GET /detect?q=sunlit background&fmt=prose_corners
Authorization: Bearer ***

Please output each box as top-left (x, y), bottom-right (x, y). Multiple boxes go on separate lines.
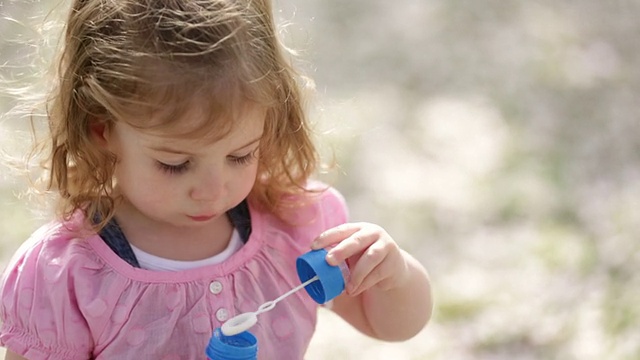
top-left (2, 1), bottom-right (640, 359)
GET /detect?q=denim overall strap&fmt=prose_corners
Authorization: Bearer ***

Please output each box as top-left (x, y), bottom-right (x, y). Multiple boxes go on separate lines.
top-left (98, 200), bottom-right (252, 268)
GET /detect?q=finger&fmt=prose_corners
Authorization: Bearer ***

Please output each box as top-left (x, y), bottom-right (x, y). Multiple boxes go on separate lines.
top-left (311, 223), bottom-right (361, 250)
top-left (351, 265), bottom-right (403, 296)
top-left (352, 248), bottom-right (409, 295)
top-left (326, 228), bottom-right (380, 266)
top-left (350, 268), bottom-right (386, 296)
top-left (345, 240), bottom-right (389, 293)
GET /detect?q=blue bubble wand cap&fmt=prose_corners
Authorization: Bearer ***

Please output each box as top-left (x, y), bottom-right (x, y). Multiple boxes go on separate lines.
top-left (296, 248), bottom-right (347, 304)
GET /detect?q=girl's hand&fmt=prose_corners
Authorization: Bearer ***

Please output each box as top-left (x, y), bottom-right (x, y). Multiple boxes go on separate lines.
top-left (310, 222), bottom-right (410, 297)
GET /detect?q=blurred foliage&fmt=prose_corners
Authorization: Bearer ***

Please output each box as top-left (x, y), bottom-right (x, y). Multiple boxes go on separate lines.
top-left (2, 0), bottom-right (640, 359)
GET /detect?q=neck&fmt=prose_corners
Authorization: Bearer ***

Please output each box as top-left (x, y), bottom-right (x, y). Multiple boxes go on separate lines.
top-left (113, 200), bottom-right (234, 261)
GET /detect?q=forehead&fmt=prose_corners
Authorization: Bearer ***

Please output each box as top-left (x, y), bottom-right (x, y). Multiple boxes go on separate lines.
top-left (115, 66), bottom-right (271, 138)
top-left (121, 94), bottom-right (267, 144)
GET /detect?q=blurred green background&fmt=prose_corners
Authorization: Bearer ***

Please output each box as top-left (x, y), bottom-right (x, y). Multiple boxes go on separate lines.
top-left (2, 1), bottom-right (640, 359)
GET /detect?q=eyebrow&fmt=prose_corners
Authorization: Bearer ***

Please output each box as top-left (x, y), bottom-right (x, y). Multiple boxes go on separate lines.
top-left (147, 135), bottom-right (263, 155)
top-left (147, 146), bottom-right (194, 156)
top-left (232, 136), bottom-right (263, 152)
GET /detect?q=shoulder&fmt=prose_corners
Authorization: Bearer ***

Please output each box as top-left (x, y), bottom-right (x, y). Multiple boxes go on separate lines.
top-left (308, 180), bottom-right (348, 211)
top-left (281, 180), bottom-right (348, 229)
top-left (308, 181), bottom-right (349, 226)
top-left (249, 181), bottom-right (348, 251)
top-left (0, 212), bottom-right (103, 307)
top-left (0, 214), bottom-right (99, 358)
top-left (3, 213), bottom-right (100, 278)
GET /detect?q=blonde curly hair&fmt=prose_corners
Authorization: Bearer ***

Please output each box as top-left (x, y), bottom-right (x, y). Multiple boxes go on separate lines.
top-left (38, 0), bottom-right (319, 230)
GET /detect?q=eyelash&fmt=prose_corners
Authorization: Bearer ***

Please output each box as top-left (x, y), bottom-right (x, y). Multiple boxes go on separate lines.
top-left (156, 161), bottom-right (190, 175)
top-left (229, 152), bottom-right (255, 166)
top-left (156, 152), bottom-right (256, 175)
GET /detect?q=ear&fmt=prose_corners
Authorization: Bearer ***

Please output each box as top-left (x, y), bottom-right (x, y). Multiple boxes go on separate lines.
top-left (88, 119), bottom-right (110, 148)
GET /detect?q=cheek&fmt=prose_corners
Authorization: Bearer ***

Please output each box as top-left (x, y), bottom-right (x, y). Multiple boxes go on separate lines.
top-left (232, 165), bottom-right (259, 196)
top-left (115, 161), bottom-right (176, 203)
top-left (122, 174), bottom-right (179, 214)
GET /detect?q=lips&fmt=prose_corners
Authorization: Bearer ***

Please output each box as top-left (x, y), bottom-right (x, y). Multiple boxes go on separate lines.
top-left (188, 214), bottom-right (216, 222)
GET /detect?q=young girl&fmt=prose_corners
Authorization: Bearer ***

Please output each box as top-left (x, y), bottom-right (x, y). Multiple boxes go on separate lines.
top-left (0, 1), bottom-right (432, 359)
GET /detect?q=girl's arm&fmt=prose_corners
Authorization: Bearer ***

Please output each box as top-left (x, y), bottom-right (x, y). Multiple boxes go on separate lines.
top-left (331, 250), bottom-right (432, 341)
top-left (311, 223), bottom-right (433, 341)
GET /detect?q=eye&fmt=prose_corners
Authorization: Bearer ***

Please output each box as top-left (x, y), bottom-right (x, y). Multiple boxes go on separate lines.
top-left (228, 150), bottom-right (257, 166)
top-left (156, 161), bottom-right (190, 174)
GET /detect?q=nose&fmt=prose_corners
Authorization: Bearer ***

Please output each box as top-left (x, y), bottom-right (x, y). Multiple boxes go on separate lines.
top-left (189, 166), bottom-right (225, 202)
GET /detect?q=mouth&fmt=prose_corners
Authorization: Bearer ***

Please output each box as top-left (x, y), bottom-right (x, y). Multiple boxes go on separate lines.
top-left (187, 214), bottom-right (217, 222)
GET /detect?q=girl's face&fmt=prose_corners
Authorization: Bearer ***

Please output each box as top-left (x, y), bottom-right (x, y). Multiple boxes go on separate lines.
top-left (102, 105), bottom-right (265, 229)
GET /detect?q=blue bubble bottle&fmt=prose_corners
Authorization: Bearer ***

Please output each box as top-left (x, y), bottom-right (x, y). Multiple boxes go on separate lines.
top-left (206, 328), bottom-right (257, 360)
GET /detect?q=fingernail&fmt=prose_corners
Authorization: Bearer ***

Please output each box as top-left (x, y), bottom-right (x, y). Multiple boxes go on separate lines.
top-left (346, 283), bottom-right (355, 295)
top-left (325, 252), bottom-right (334, 263)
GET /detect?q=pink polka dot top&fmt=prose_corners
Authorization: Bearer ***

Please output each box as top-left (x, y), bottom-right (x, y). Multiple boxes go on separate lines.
top-left (0, 186), bottom-right (348, 360)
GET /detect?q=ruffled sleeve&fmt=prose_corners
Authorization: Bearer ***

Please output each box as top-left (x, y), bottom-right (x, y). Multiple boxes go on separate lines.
top-left (0, 222), bottom-right (94, 360)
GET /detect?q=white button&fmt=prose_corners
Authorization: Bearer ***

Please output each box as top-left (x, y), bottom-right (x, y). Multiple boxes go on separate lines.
top-left (216, 308), bottom-right (229, 322)
top-left (209, 281), bottom-right (223, 294)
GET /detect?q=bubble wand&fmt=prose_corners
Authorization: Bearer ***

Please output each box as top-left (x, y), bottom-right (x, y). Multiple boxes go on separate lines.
top-left (221, 275), bottom-right (319, 336)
